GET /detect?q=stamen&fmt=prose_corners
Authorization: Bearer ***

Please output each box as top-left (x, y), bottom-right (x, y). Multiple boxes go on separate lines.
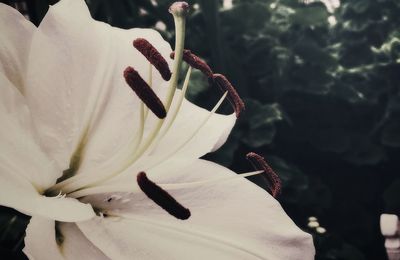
top-left (67, 170), bottom-right (264, 198)
top-left (133, 38), bottom-right (172, 81)
top-left (246, 152), bottom-right (281, 197)
top-left (170, 50), bottom-right (213, 78)
top-left (137, 172), bottom-right (191, 220)
top-left (212, 74), bottom-right (245, 118)
top-left (124, 67), bottom-right (166, 119)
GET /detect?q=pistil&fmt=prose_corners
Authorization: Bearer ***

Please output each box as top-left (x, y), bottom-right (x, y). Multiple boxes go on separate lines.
top-left (128, 1), bottom-right (189, 161)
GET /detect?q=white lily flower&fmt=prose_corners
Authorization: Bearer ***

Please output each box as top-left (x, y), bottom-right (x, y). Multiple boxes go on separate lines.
top-left (0, 0), bottom-right (315, 259)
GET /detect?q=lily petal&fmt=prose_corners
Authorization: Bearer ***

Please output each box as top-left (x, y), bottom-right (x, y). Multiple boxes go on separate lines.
top-left (24, 217), bottom-right (108, 260)
top-left (23, 217), bottom-right (63, 260)
top-left (0, 3), bottom-right (36, 93)
top-left (79, 159), bottom-right (314, 259)
top-left (0, 76), bottom-right (95, 222)
top-left (0, 73), bottom-right (58, 189)
top-left (25, 0), bottom-right (171, 173)
top-left (0, 171), bottom-right (95, 222)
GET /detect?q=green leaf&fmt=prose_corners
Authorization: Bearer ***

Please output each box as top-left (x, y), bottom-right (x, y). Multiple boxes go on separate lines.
top-left (242, 122), bottom-right (276, 147)
top-left (186, 69), bottom-right (209, 98)
top-left (290, 4), bottom-right (329, 26)
top-left (247, 102), bottom-right (285, 129)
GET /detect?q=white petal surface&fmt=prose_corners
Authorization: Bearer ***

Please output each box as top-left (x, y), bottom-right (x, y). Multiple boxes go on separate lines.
top-left (0, 73), bottom-right (58, 189)
top-left (25, 0), bottom-right (171, 173)
top-left (24, 217), bottom-right (109, 260)
top-left (79, 216), bottom-right (272, 260)
top-left (79, 159), bottom-right (314, 260)
top-left (0, 3), bottom-right (35, 93)
top-left (0, 77), bottom-right (95, 221)
top-left (149, 96), bottom-right (236, 159)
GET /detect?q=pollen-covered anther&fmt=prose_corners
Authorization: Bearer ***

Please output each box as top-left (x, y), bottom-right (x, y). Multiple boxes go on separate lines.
top-left (246, 152), bottom-right (282, 198)
top-left (124, 67), bottom-right (166, 119)
top-left (133, 38), bottom-right (172, 81)
top-left (212, 73), bottom-right (245, 118)
top-left (170, 50), bottom-right (213, 78)
top-left (137, 172), bottom-right (191, 220)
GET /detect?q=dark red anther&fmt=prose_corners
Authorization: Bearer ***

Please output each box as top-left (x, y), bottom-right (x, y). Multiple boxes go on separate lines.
top-left (246, 152), bottom-right (281, 198)
top-left (137, 172), bottom-right (191, 220)
top-left (170, 50), bottom-right (213, 78)
top-left (212, 74), bottom-right (245, 118)
top-left (124, 67), bottom-right (166, 119)
top-left (133, 38), bottom-right (172, 81)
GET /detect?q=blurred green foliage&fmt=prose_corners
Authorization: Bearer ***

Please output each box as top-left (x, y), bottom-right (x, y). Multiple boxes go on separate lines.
top-left (1, 0), bottom-right (400, 259)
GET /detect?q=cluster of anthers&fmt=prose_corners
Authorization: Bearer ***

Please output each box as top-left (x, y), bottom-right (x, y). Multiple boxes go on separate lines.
top-left (46, 2), bottom-right (281, 221)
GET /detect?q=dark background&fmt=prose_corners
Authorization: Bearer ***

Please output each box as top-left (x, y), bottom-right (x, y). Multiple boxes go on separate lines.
top-left (1, 0), bottom-right (400, 259)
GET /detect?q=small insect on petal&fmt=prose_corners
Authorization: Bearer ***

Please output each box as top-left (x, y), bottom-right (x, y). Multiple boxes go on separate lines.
top-left (170, 49), bottom-right (213, 78)
top-left (137, 172), bottom-right (191, 220)
top-left (133, 38), bottom-right (172, 81)
top-left (212, 74), bottom-right (245, 118)
top-left (124, 67), bottom-right (166, 119)
top-left (246, 152), bottom-right (282, 198)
